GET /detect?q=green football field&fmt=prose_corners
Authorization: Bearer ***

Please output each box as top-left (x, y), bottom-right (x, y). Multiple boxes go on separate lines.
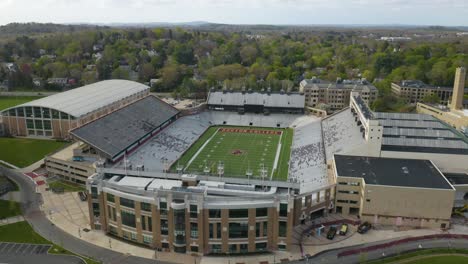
top-left (175, 126), bottom-right (293, 181)
top-left (0, 96), bottom-right (40, 111)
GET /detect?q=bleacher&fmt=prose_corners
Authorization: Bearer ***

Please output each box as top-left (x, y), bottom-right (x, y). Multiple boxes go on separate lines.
top-left (288, 118), bottom-right (329, 192)
top-left (322, 108), bottom-right (365, 161)
top-left (118, 114), bottom-right (211, 172)
top-left (71, 95), bottom-right (179, 160)
top-left (202, 111), bottom-right (303, 128)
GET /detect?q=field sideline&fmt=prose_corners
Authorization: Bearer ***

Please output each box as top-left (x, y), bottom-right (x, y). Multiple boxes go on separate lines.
top-left (173, 126), bottom-right (293, 181)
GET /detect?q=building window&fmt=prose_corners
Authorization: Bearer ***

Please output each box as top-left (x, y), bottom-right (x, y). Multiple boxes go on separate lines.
top-left (121, 210), bottom-right (136, 228)
top-left (210, 244), bottom-right (221, 253)
top-left (256, 242), bottom-right (267, 252)
top-left (279, 221), bottom-right (287, 237)
top-left (216, 223), bottom-right (221, 238)
top-left (143, 235), bottom-right (152, 245)
top-left (161, 219), bottom-right (168, 235)
top-left (229, 209), bottom-right (248, 218)
top-left (120, 197), bottom-right (134, 208)
top-left (279, 204), bottom-right (288, 217)
top-left (229, 244), bottom-right (237, 253)
top-left (209, 223), bottom-right (214, 239)
top-left (141, 202), bottom-right (151, 212)
top-left (190, 205), bottom-right (198, 218)
top-left (190, 246), bottom-right (198, 253)
top-left (256, 208), bottom-right (268, 217)
top-left (229, 222), bottom-right (248, 238)
top-left (106, 193), bottom-right (115, 203)
top-left (190, 222), bottom-right (198, 239)
top-left (109, 225), bottom-right (118, 235)
top-left (240, 244), bottom-right (248, 253)
top-left (159, 201), bottom-right (167, 215)
top-left (263, 222), bottom-right (268, 237)
top-left (209, 209), bottom-right (221, 218)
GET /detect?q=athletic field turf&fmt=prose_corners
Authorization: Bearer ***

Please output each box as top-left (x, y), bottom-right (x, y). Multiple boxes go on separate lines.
top-left (174, 126), bottom-right (293, 181)
top-left (0, 96), bottom-right (40, 111)
top-left (0, 138), bottom-right (67, 168)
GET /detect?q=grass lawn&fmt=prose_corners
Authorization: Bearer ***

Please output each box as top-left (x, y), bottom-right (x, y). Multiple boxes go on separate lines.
top-left (0, 96), bottom-right (40, 111)
top-left (0, 199), bottom-right (21, 219)
top-left (0, 137), bottom-right (67, 167)
top-left (48, 179), bottom-right (86, 192)
top-left (0, 221), bottom-right (100, 264)
top-left (176, 126), bottom-right (291, 181)
top-left (405, 255), bottom-right (468, 264)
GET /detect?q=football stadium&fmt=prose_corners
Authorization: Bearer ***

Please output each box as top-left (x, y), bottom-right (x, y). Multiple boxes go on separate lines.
top-left (17, 77), bottom-right (466, 256)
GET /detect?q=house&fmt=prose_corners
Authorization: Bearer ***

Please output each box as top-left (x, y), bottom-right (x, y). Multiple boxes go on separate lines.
top-left (93, 44), bottom-right (103, 52)
top-left (47, 78), bottom-right (68, 87)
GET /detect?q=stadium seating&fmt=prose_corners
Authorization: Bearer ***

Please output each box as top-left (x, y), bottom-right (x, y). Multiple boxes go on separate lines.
top-left (322, 108), bottom-right (365, 161)
top-left (117, 115), bottom-right (211, 171)
top-left (289, 118), bottom-right (329, 191)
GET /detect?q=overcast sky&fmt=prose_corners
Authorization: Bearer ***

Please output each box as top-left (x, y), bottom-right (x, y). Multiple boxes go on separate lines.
top-left (0, 0), bottom-right (467, 26)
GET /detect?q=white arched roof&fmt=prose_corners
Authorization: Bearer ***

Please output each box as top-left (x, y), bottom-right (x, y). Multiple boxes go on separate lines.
top-left (8, 80), bottom-right (149, 118)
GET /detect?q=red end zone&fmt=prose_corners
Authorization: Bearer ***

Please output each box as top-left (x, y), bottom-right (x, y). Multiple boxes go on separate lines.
top-left (218, 127), bottom-right (282, 135)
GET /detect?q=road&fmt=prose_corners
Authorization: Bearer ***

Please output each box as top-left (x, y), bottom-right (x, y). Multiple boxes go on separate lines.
top-left (292, 237), bottom-right (468, 264)
top-left (0, 167), bottom-right (168, 264)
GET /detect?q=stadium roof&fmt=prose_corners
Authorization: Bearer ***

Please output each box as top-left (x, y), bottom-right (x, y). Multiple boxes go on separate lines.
top-left (70, 95), bottom-right (179, 159)
top-left (6, 80), bottom-right (149, 118)
top-left (334, 155), bottom-right (453, 190)
top-left (207, 91), bottom-right (305, 109)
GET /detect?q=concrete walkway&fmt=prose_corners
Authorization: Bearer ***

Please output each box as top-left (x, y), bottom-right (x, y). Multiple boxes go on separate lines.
top-left (0, 215), bottom-right (24, 226)
top-left (0, 160), bottom-right (19, 169)
top-left (17, 159), bottom-right (45, 173)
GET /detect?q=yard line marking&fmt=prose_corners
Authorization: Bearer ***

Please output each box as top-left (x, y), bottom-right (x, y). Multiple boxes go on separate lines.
top-left (185, 128), bottom-right (219, 170)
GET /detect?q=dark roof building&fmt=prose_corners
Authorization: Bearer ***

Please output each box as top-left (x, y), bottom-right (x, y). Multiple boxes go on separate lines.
top-left (70, 95), bottom-right (179, 161)
top-left (334, 154), bottom-right (453, 189)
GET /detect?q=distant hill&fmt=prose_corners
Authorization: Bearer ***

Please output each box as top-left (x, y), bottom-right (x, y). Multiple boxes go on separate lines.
top-left (0, 22), bottom-right (107, 36)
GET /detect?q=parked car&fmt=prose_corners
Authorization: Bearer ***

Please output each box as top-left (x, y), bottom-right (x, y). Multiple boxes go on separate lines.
top-left (339, 223), bottom-right (349, 235)
top-left (327, 226), bottom-right (337, 240)
top-left (358, 222), bottom-right (372, 234)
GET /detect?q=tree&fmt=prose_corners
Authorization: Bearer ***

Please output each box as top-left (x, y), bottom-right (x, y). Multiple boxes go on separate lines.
top-left (240, 45), bottom-right (258, 66)
top-left (111, 67), bottom-right (130, 80)
top-left (173, 43), bottom-right (195, 65)
top-left (422, 93), bottom-right (441, 104)
top-left (139, 63), bottom-right (156, 81)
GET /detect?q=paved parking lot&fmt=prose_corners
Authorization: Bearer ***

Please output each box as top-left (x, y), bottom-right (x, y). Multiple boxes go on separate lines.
top-left (0, 242), bottom-right (85, 264)
top-left (0, 242), bottom-right (51, 255)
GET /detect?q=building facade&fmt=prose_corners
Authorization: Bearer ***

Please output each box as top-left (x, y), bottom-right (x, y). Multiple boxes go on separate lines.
top-left (391, 79), bottom-right (467, 105)
top-left (0, 80), bottom-right (150, 139)
top-left (333, 155), bottom-right (455, 229)
top-left (299, 78), bottom-right (378, 112)
top-left (87, 171), bottom-right (334, 255)
top-left (417, 67), bottom-right (468, 131)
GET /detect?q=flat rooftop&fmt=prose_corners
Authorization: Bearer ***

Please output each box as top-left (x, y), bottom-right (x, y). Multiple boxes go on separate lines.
top-left (334, 155), bottom-right (453, 190)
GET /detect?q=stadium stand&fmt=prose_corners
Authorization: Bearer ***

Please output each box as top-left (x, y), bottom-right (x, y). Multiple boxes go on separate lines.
top-left (207, 90), bottom-right (305, 113)
top-left (204, 111), bottom-right (302, 128)
top-left (118, 114), bottom-right (211, 172)
top-left (70, 96), bottom-right (179, 161)
top-left (289, 118), bottom-right (329, 192)
top-left (322, 108), bottom-right (365, 161)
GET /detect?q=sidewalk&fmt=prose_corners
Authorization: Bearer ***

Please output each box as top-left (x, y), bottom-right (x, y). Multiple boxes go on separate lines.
top-left (0, 215), bottom-right (24, 226)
